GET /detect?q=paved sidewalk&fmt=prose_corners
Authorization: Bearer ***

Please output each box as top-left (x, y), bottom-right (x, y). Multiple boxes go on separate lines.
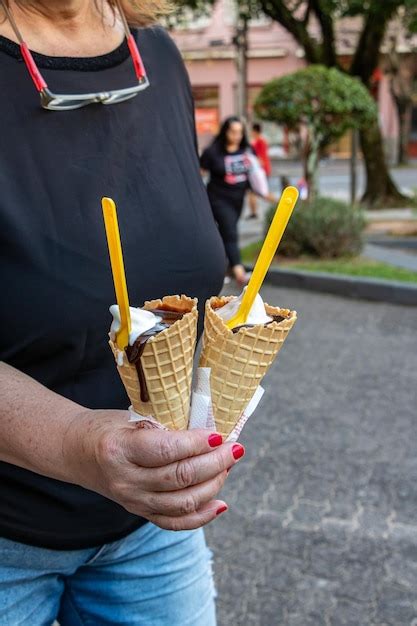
top-left (366, 209), bottom-right (417, 222)
top-left (239, 202), bottom-right (268, 246)
top-left (206, 284), bottom-right (417, 626)
top-left (268, 159), bottom-right (417, 202)
top-left (364, 244), bottom-right (417, 272)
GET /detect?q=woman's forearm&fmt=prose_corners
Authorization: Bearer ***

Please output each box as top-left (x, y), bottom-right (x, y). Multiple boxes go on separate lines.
top-left (0, 361), bottom-right (93, 481)
top-left (0, 364), bottom-right (235, 530)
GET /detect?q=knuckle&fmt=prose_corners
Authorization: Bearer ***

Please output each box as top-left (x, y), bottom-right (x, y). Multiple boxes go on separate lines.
top-left (156, 437), bottom-right (176, 464)
top-left (179, 494), bottom-right (198, 516)
top-left (175, 460), bottom-right (196, 488)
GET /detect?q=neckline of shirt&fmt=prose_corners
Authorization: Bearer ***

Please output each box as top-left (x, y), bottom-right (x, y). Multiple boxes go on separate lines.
top-left (0, 32), bottom-right (133, 71)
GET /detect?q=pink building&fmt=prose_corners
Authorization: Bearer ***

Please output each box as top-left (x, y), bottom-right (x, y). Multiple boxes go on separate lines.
top-left (171, 0), bottom-right (417, 160)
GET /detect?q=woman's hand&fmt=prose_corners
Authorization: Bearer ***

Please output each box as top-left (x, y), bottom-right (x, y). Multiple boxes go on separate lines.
top-left (263, 192), bottom-right (280, 204)
top-left (0, 363), bottom-right (243, 531)
top-left (63, 409), bottom-right (244, 531)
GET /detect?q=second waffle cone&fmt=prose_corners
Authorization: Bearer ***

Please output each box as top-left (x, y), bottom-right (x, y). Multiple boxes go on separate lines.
top-left (199, 296), bottom-right (297, 439)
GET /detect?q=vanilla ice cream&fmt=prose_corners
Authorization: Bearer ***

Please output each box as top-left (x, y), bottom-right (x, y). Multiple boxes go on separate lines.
top-left (110, 305), bottom-right (162, 346)
top-left (214, 289), bottom-right (272, 326)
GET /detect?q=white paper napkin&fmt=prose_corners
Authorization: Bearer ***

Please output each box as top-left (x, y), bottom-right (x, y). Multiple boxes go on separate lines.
top-left (128, 366), bottom-right (264, 441)
top-left (189, 367), bottom-right (264, 441)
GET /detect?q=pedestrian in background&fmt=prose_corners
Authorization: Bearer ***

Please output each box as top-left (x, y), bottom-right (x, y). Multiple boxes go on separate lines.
top-left (247, 122), bottom-right (272, 219)
top-left (200, 116), bottom-right (253, 286)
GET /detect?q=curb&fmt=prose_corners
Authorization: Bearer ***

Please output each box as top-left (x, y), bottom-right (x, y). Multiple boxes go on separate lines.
top-left (366, 237), bottom-right (417, 250)
top-left (247, 266), bottom-right (417, 306)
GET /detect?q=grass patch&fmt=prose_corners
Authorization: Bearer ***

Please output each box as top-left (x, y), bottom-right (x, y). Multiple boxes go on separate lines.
top-left (241, 240), bottom-right (263, 263)
top-left (284, 258), bottom-right (417, 283)
top-left (241, 241), bottom-right (417, 284)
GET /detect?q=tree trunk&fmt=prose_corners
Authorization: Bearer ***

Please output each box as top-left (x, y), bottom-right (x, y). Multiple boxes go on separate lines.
top-left (385, 41), bottom-right (412, 166)
top-left (345, 13), bottom-right (408, 206)
top-left (395, 99), bottom-right (411, 166)
top-left (234, 16), bottom-right (248, 120)
top-left (303, 127), bottom-right (320, 202)
top-left (359, 120), bottom-right (406, 208)
top-left (350, 129), bottom-right (359, 205)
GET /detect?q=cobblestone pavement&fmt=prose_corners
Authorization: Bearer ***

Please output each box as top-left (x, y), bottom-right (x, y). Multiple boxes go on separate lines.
top-left (205, 285), bottom-right (417, 626)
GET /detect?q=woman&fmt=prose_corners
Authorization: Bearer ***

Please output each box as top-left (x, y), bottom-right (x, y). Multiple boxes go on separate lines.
top-left (201, 117), bottom-right (275, 286)
top-left (0, 1), bottom-right (245, 624)
top-left (200, 117), bottom-right (253, 286)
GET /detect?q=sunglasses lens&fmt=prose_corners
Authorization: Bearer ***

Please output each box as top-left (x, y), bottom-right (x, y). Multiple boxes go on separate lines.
top-left (105, 92), bottom-right (138, 103)
top-left (42, 95), bottom-right (94, 110)
top-left (53, 100), bottom-right (93, 110)
top-left (42, 82), bottom-right (147, 110)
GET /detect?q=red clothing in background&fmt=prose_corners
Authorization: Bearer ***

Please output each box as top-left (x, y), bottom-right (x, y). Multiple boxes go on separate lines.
top-left (251, 136), bottom-right (272, 176)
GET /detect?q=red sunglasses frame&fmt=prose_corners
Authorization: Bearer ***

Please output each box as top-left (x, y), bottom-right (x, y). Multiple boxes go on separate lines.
top-left (2, 0), bottom-right (149, 110)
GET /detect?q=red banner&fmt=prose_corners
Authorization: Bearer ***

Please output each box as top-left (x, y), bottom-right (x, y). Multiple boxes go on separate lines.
top-left (195, 108), bottom-right (219, 135)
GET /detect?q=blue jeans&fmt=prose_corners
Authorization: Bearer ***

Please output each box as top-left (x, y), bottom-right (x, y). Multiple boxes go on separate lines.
top-left (0, 523), bottom-right (216, 626)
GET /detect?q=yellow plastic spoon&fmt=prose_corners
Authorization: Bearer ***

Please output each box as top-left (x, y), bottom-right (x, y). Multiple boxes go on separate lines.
top-left (102, 197), bottom-right (132, 350)
top-left (226, 186), bottom-right (299, 330)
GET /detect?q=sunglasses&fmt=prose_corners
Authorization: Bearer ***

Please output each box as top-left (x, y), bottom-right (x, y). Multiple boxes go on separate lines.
top-left (1, 0), bottom-right (149, 110)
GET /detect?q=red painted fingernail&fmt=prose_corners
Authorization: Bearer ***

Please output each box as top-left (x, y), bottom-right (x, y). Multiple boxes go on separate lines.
top-left (232, 444), bottom-right (245, 460)
top-left (208, 433), bottom-right (223, 447)
top-left (216, 505), bottom-right (228, 516)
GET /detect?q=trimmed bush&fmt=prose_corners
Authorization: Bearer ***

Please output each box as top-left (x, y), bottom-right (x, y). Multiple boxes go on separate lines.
top-left (266, 197), bottom-right (365, 258)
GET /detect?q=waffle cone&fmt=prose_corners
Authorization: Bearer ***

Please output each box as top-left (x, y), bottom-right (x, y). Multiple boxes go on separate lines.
top-left (199, 296), bottom-right (297, 439)
top-left (110, 295), bottom-right (198, 430)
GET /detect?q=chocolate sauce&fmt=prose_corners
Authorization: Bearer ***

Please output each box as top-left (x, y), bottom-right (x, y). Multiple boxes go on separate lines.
top-left (231, 314), bottom-right (286, 334)
top-left (148, 308), bottom-right (186, 320)
top-left (125, 309), bottom-right (184, 403)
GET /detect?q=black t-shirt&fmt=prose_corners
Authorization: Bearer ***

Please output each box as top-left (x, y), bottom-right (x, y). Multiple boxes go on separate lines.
top-left (0, 27), bottom-right (226, 550)
top-left (200, 142), bottom-right (251, 205)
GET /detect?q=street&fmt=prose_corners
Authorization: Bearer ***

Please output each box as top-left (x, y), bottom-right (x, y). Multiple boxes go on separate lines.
top-left (206, 283), bottom-right (417, 626)
top-left (268, 160), bottom-right (417, 201)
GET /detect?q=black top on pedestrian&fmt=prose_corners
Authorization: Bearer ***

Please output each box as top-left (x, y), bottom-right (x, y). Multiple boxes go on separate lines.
top-left (200, 116), bottom-right (252, 204)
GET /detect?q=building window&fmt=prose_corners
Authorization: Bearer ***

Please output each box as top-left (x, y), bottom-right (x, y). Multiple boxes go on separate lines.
top-left (167, 8), bottom-right (211, 30)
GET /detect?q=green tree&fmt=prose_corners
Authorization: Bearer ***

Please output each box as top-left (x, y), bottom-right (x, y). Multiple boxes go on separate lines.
top-left (175, 0), bottom-right (417, 206)
top-left (255, 65), bottom-right (377, 199)
top-left (254, 0), bottom-right (417, 206)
